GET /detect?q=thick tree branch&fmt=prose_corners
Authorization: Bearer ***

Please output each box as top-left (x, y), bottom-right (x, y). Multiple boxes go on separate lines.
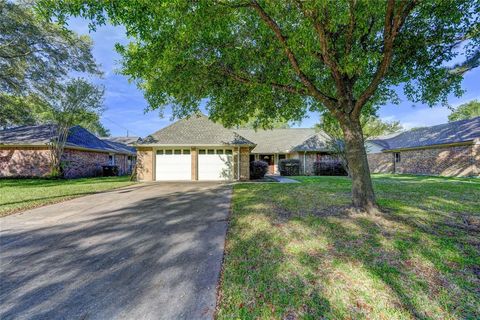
top-left (219, 65), bottom-right (309, 96)
top-left (353, 0), bottom-right (417, 117)
top-left (249, 0), bottom-right (336, 109)
top-left (294, 0), bottom-right (348, 107)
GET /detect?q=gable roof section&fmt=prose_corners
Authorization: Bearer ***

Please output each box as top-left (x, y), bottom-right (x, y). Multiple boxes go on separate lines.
top-left (235, 128), bottom-right (329, 153)
top-left (139, 114), bottom-right (255, 146)
top-left (104, 136), bottom-right (140, 146)
top-left (369, 117), bottom-right (480, 151)
top-left (0, 124), bottom-right (134, 154)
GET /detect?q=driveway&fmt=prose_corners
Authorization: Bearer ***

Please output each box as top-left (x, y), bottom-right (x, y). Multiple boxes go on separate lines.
top-left (0, 182), bottom-right (232, 320)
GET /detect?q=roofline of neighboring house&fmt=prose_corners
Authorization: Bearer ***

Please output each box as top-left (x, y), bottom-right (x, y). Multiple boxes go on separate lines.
top-left (380, 140), bottom-right (477, 152)
top-left (0, 144), bottom-right (135, 155)
top-left (135, 143), bottom-right (256, 148)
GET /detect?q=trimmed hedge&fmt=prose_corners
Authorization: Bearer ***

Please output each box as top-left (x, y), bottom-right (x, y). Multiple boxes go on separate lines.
top-left (313, 160), bottom-right (347, 176)
top-left (279, 159), bottom-right (300, 176)
top-left (250, 160), bottom-right (269, 179)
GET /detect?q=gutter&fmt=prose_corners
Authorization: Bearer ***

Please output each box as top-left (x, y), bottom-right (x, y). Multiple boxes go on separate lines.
top-left (382, 140), bottom-right (474, 152)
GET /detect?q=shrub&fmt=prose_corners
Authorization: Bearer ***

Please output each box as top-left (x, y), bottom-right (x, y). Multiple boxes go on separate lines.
top-left (279, 159), bottom-right (300, 176)
top-left (250, 160), bottom-right (269, 179)
top-left (313, 160), bottom-right (347, 176)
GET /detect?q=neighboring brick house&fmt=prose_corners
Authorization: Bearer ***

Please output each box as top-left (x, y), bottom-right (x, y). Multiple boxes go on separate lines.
top-left (366, 117), bottom-right (480, 177)
top-left (135, 114), bottom-right (331, 181)
top-left (0, 125), bottom-right (136, 178)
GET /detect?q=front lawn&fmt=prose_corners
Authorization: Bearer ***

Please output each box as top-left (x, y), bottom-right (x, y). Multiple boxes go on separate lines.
top-left (217, 174), bottom-right (480, 319)
top-left (0, 176), bottom-right (135, 217)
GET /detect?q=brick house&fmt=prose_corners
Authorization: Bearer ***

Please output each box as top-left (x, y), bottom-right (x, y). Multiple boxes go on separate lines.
top-left (0, 125), bottom-right (136, 178)
top-left (135, 114), bottom-right (331, 181)
top-left (366, 117), bottom-right (480, 177)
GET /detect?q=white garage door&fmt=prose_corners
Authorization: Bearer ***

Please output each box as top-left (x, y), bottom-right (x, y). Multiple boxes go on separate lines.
top-left (198, 149), bottom-right (234, 181)
top-left (155, 149), bottom-right (191, 181)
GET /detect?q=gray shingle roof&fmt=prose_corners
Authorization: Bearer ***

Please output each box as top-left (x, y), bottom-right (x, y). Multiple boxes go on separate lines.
top-left (139, 114), bottom-right (255, 146)
top-left (104, 136), bottom-right (140, 146)
top-left (235, 128), bottom-right (329, 153)
top-left (0, 124), bottom-right (135, 155)
top-left (369, 117), bottom-right (480, 151)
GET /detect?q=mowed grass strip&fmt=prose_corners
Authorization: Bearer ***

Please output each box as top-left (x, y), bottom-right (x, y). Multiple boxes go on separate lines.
top-left (0, 176), bottom-right (135, 217)
top-left (217, 174), bottom-right (480, 319)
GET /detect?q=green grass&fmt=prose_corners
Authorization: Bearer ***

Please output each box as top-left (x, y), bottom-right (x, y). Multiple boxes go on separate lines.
top-left (0, 176), bottom-right (135, 217)
top-left (217, 174), bottom-right (480, 319)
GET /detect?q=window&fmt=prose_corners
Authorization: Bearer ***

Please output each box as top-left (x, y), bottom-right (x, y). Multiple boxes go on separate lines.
top-left (279, 154), bottom-right (286, 160)
top-left (156, 150), bottom-right (163, 155)
top-left (316, 153), bottom-right (322, 161)
top-left (207, 149), bottom-right (215, 155)
top-left (109, 154), bottom-right (115, 165)
top-left (165, 150), bottom-right (173, 155)
top-left (199, 149), bottom-right (206, 155)
top-left (395, 152), bottom-right (401, 163)
top-left (225, 149), bottom-right (233, 155)
top-left (174, 149), bottom-right (181, 155)
top-left (216, 149), bottom-right (224, 154)
top-left (183, 149), bottom-right (190, 155)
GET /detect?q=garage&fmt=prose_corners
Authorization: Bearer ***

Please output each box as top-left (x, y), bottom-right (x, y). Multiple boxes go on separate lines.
top-left (198, 148), bottom-right (234, 181)
top-left (155, 149), bottom-right (191, 181)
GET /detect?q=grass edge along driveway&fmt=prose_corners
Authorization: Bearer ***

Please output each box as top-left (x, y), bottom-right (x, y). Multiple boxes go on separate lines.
top-left (0, 176), bottom-right (134, 217)
top-left (216, 174), bottom-right (480, 319)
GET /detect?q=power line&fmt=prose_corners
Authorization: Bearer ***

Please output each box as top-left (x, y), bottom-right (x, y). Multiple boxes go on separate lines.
top-left (102, 116), bottom-right (140, 137)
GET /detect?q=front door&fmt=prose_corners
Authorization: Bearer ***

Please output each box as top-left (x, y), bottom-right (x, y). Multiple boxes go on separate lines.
top-left (260, 154), bottom-right (274, 174)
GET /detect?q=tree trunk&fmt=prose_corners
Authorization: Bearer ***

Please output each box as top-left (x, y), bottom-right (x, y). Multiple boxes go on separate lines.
top-left (340, 116), bottom-right (379, 213)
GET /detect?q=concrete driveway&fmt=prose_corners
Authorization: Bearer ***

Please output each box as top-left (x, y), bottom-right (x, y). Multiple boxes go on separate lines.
top-left (0, 182), bottom-right (232, 320)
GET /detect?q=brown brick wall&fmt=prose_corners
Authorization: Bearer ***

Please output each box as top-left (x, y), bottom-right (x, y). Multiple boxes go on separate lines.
top-left (136, 147), bottom-right (154, 181)
top-left (0, 147), bottom-right (51, 177)
top-left (62, 149), bottom-right (109, 178)
top-left (367, 142), bottom-right (479, 177)
top-left (367, 152), bottom-right (394, 174)
top-left (239, 147), bottom-right (250, 180)
top-left (1, 147), bottom-right (133, 178)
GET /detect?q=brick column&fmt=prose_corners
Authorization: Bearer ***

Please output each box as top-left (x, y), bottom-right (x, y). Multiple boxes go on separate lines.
top-left (191, 147), bottom-right (198, 180)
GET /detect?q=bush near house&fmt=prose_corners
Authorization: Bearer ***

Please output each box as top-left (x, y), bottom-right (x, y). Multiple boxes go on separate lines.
top-left (279, 159), bottom-right (300, 176)
top-left (313, 160), bottom-right (348, 176)
top-left (250, 160), bottom-right (268, 180)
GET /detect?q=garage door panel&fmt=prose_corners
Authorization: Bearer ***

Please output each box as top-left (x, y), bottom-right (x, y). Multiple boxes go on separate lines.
top-left (198, 153), bottom-right (233, 181)
top-left (156, 154), bottom-right (191, 181)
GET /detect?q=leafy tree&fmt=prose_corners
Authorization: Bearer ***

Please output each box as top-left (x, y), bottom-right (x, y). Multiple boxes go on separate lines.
top-left (0, 0), bottom-right (100, 97)
top-left (317, 112), bottom-right (402, 175)
top-left (448, 100), bottom-right (480, 122)
top-left (39, 0), bottom-right (479, 212)
top-left (46, 78), bottom-right (105, 177)
top-left (237, 118), bottom-right (290, 129)
top-left (0, 1), bottom-right (109, 136)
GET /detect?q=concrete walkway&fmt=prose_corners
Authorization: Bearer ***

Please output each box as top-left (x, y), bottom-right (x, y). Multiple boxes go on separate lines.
top-left (266, 175), bottom-right (300, 183)
top-left (0, 182), bottom-right (231, 320)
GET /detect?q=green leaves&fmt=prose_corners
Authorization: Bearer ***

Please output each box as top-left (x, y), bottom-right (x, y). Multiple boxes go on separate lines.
top-left (448, 100), bottom-right (480, 122)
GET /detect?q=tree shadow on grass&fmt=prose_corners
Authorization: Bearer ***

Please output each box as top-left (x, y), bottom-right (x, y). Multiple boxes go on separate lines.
top-left (219, 184), bottom-right (479, 319)
top-left (0, 183), bottom-right (231, 319)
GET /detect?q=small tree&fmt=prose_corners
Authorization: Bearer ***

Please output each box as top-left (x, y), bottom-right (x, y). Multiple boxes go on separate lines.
top-left (46, 78), bottom-right (104, 177)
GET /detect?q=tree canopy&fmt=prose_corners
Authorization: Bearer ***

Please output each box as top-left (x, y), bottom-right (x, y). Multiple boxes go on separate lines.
top-left (448, 100), bottom-right (480, 122)
top-left (0, 0), bottom-right (108, 136)
top-left (38, 0), bottom-right (479, 212)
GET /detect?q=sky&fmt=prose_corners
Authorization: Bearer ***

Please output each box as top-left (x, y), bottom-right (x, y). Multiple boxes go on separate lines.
top-left (67, 18), bottom-right (480, 138)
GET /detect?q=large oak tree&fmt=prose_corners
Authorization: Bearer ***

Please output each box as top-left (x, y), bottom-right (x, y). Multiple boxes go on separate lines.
top-left (39, 0), bottom-right (479, 212)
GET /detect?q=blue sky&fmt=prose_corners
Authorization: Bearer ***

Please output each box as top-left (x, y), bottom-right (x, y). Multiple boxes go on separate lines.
top-left (67, 18), bottom-right (480, 137)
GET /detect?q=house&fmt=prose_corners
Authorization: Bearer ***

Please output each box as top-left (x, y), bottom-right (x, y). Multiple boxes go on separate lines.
top-left (0, 124), bottom-right (136, 178)
top-left (135, 114), bottom-right (331, 181)
top-left (366, 117), bottom-right (480, 177)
